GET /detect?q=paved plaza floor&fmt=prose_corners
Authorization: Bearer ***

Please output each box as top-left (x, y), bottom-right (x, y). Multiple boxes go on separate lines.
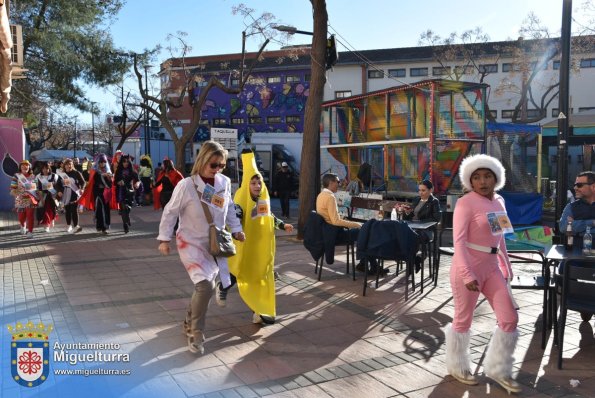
top-left (1, 205), bottom-right (594, 398)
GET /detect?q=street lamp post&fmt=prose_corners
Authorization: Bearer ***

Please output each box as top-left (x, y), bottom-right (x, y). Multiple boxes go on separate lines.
top-left (273, 25), bottom-right (321, 197)
top-left (555, 0), bottom-right (572, 235)
top-left (144, 65), bottom-right (151, 156)
top-left (73, 118), bottom-right (78, 158)
top-left (91, 102), bottom-right (96, 156)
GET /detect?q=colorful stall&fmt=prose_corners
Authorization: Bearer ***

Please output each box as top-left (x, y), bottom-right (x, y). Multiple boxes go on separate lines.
top-left (320, 79), bottom-right (488, 196)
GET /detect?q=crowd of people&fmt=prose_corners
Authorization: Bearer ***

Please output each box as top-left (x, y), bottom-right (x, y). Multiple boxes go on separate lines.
top-left (9, 152), bottom-right (184, 237)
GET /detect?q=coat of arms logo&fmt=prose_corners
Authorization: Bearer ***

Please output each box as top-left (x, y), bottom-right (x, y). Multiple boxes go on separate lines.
top-left (8, 321), bottom-right (53, 387)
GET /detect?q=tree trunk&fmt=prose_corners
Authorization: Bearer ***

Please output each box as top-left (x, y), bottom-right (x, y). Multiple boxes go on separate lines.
top-left (297, 0), bottom-right (328, 239)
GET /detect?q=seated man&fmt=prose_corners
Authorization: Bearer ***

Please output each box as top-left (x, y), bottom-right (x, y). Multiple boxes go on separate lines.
top-left (558, 170), bottom-right (595, 322)
top-left (316, 173), bottom-right (385, 275)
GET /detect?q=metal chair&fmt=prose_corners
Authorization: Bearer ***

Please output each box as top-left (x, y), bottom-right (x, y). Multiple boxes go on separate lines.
top-left (304, 211), bottom-right (356, 281)
top-left (558, 258), bottom-right (595, 369)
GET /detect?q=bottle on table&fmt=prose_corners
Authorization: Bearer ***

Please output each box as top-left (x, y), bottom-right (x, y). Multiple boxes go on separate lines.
top-left (583, 226), bottom-right (592, 255)
top-left (391, 207), bottom-right (397, 221)
top-left (377, 204), bottom-right (384, 221)
top-left (564, 221), bottom-right (574, 251)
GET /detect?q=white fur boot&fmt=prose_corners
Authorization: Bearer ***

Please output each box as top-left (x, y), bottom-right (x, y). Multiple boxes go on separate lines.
top-left (484, 327), bottom-right (521, 394)
top-left (444, 323), bottom-right (478, 385)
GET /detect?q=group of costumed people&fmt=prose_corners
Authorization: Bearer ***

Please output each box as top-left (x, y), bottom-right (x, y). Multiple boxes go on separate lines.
top-left (157, 142), bottom-right (292, 355)
top-left (79, 151), bottom-right (143, 234)
top-left (10, 158), bottom-right (86, 236)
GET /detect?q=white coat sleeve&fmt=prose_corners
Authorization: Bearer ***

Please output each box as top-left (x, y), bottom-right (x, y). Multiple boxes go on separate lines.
top-left (157, 179), bottom-right (186, 241)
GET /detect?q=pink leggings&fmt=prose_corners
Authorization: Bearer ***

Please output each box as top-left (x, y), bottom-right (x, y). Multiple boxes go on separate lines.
top-left (18, 208), bottom-right (35, 233)
top-left (451, 267), bottom-right (518, 333)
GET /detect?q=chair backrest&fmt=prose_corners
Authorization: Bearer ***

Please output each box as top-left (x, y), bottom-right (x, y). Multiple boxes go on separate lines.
top-left (303, 211), bottom-right (325, 260)
top-left (562, 259), bottom-right (595, 309)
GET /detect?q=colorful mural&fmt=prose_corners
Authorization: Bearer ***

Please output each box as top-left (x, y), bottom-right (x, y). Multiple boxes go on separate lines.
top-left (190, 71), bottom-right (310, 142)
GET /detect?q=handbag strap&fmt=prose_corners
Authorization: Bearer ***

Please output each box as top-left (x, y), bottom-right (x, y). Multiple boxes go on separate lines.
top-left (190, 177), bottom-right (215, 226)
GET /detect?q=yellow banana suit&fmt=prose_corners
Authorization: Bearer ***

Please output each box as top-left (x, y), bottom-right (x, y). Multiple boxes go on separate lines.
top-left (228, 152), bottom-right (276, 317)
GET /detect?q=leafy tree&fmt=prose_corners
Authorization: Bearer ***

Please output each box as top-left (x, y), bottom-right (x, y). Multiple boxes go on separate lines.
top-left (7, 0), bottom-right (130, 120)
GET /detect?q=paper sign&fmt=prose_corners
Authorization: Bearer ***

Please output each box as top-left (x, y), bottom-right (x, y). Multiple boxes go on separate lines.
top-left (487, 211), bottom-right (514, 235)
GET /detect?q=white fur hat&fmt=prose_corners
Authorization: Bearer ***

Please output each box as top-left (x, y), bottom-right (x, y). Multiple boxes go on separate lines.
top-left (458, 154), bottom-right (506, 192)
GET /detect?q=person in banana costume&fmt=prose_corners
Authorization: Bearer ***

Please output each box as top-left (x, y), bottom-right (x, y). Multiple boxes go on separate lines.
top-left (223, 151), bottom-right (293, 324)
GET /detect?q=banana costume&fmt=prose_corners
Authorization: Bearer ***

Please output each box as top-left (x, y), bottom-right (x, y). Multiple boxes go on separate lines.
top-left (228, 152), bottom-right (276, 318)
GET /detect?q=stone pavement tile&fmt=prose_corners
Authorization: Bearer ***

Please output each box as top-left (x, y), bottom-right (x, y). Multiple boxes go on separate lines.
top-left (171, 365), bottom-right (245, 396)
top-left (67, 293), bottom-right (112, 306)
top-left (317, 372), bottom-right (399, 397)
top-left (261, 384), bottom-right (333, 397)
top-left (298, 325), bottom-right (361, 346)
top-left (136, 322), bottom-right (187, 341)
top-left (106, 375), bottom-right (187, 398)
top-left (212, 340), bottom-right (271, 365)
top-left (336, 339), bottom-right (392, 363)
top-left (229, 356), bottom-right (297, 384)
top-left (370, 361), bottom-right (445, 394)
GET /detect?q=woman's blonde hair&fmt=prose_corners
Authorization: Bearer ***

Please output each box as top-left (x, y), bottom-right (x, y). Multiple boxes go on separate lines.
top-left (191, 140), bottom-right (228, 176)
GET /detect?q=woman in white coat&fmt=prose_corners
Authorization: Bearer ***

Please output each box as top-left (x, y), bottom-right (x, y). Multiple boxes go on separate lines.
top-left (157, 141), bottom-right (245, 355)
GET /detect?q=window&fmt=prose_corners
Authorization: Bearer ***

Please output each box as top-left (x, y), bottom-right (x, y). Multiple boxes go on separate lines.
top-left (248, 117), bottom-right (263, 124)
top-left (335, 90), bottom-right (352, 99)
top-left (553, 60), bottom-right (560, 70)
top-left (502, 63), bottom-right (520, 72)
top-left (213, 118), bottom-right (227, 126)
top-left (552, 108), bottom-right (574, 117)
top-left (580, 58), bottom-right (595, 68)
top-left (231, 118), bottom-right (245, 124)
top-left (501, 110), bottom-right (515, 119)
top-left (286, 116), bottom-right (301, 123)
top-left (489, 110), bottom-right (497, 119)
top-left (266, 76), bottom-right (281, 84)
top-left (526, 109), bottom-right (541, 118)
top-left (388, 68), bottom-right (406, 78)
top-left (579, 107), bottom-right (595, 112)
top-left (432, 66), bottom-right (451, 76)
top-left (410, 67), bottom-right (428, 77)
top-left (454, 65), bottom-right (474, 75)
top-left (368, 70), bottom-right (384, 78)
top-left (267, 116), bottom-right (282, 124)
top-left (479, 64), bottom-right (498, 73)
top-left (304, 74), bottom-right (311, 82)
top-left (285, 75), bottom-right (300, 83)
top-left (231, 78), bottom-right (240, 86)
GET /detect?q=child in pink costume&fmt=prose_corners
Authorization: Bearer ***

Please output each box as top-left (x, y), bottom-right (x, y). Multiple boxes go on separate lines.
top-left (444, 154), bottom-right (521, 394)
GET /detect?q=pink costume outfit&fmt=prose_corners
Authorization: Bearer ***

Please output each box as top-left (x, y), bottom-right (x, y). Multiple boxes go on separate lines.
top-left (451, 191), bottom-right (517, 333)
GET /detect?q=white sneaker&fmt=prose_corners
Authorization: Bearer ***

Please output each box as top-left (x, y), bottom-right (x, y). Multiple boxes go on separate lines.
top-left (20, 226), bottom-right (26, 235)
top-left (252, 312), bottom-right (262, 324)
top-left (74, 225), bottom-right (82, 233)
top-left (45, 226), bottom-right (51, 233)
top-left (25, 232), bottom-right (33, 238)
top-left (67, 226), bottom-right (74, 234)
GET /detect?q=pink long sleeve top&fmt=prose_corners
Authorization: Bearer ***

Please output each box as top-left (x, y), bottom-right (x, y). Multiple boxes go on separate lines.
top-left (452, 191), bottom-right (513, 285)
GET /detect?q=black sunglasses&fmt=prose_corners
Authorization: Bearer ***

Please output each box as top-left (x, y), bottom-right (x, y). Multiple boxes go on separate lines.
top-left (574, 182), bottom-right (593, 188)
top-left (209, 162), bottom-right (226, 170)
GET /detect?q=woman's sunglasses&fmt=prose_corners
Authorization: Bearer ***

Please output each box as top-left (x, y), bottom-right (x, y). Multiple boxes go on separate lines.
top-left (209, 163), bottom-right (226, 170)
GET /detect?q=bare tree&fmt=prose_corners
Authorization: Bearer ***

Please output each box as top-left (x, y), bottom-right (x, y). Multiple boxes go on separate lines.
top-left (296, 0), bottom-right (328, 238)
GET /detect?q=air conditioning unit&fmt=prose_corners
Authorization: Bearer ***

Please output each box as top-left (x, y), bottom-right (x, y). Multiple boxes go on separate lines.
top-left (10, 24), bottom-right (23, 66)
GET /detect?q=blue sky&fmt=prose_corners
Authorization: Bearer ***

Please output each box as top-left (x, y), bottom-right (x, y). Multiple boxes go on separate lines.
top-left (80, 0), bottom-right (591, 124)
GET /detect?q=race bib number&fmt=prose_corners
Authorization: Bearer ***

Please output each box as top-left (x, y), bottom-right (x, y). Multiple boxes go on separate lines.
top-left (251, 199), bottom-right (270, 219)
top-left (201, 184), bottom-right (225, 210)
top-left (486, 211), bottom-right (514, 235)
